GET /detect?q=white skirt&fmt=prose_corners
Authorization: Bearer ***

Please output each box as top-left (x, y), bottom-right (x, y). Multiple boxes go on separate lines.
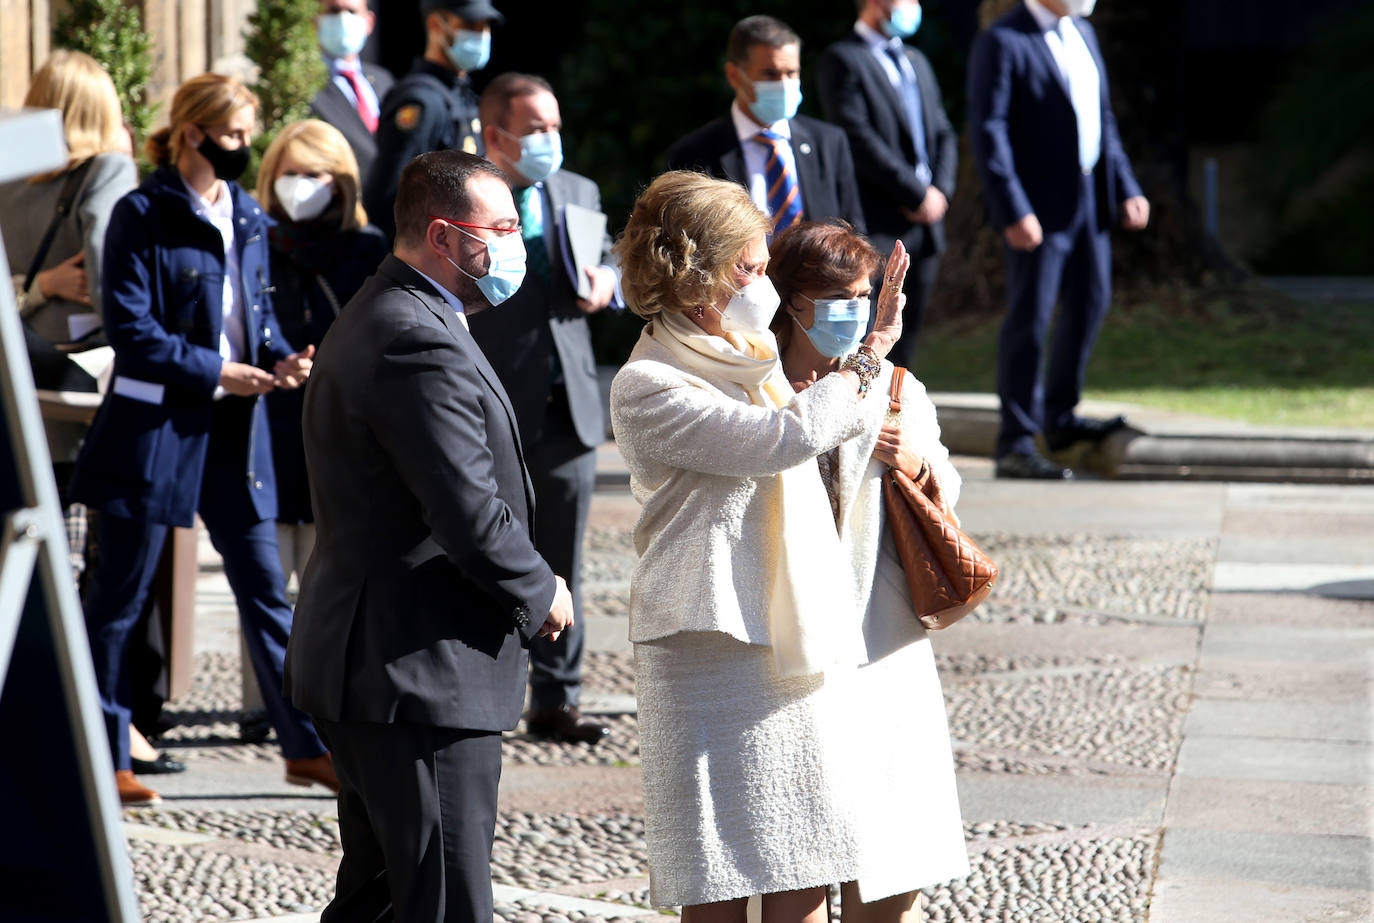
top-left (635, 629), bottom-right (969, 908)
top-left (634, 631), bottom-right (863, 908)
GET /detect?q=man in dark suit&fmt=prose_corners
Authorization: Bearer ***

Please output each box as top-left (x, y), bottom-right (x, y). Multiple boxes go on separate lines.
top-left (818, 0), bottom-right (959, 366)
top-left (666, 15), bottom-right (866, 235)
top-left (309, 0), bottom-right (394, 181)
top-left (285, 150), bottom-right (574, 922)
top-left (969, 0), bottom-right (1149, 479)
top-left (364, 0), bottom-right (501, 240)
top-left (468, 73), bottom-right (617, 745)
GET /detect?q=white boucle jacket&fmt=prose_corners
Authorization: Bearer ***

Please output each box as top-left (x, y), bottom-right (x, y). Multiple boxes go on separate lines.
top-left (610, 328), bottom-right (867, 646)
top-left (832, 362), bottom-right (963, 664)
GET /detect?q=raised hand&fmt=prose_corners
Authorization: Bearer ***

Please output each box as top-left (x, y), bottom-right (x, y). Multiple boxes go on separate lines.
top-left (864, 240), bottom-right (909, 360)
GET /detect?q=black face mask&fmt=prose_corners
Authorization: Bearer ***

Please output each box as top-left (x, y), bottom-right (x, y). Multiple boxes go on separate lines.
top-left (195, 129), bottom-right (251, 182)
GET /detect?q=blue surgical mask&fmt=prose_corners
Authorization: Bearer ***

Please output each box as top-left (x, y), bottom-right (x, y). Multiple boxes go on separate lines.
top-left (441, 221), bottom-right (527, 306)
top-left (749, 78), bottom-right (803, 126)
top-left (445, 28), bottom-right (491, 73)
top-left (795, 293), bottom-right (870, 358)
top-left (318, 12), bottom-right (369, 59)
top-left (500, 128), bottom-right (563, 184)
top-left (883, 2), bottom-right (923, 39)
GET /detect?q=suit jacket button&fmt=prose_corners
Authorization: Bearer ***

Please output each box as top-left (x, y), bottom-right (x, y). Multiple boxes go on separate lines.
top-left (254, 480), bottom-right (263, 489)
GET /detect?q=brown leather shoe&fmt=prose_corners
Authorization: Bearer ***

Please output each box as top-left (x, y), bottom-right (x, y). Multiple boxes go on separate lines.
top-left (284, 753), bottom-right (339, 793)
top-left (116, 770), bottom-right (161, 806)
top-left (525, 705), bottom-right (610, 745)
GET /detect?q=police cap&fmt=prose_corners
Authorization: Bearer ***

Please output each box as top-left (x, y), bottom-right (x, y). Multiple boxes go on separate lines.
top-left (420, 0), bottom-right (505, 25)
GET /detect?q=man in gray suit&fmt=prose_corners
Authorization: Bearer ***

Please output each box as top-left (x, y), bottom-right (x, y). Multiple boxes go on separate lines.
top-left (285, 150), bottom-right (573, 922)
top-left (468, 73), bottom-right (617, 744)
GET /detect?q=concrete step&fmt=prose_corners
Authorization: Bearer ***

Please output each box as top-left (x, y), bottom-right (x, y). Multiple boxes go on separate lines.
top-left (930, 392), bottom-right (1374, 484)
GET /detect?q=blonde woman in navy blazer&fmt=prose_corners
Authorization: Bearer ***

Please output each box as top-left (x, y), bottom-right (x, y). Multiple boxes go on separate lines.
top-left (71, 74), bottom-right (331, 806)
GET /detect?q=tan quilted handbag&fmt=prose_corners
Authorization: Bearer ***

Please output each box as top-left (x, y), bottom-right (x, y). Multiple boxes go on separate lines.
top-left (882, 367), bottom-right (998, 630)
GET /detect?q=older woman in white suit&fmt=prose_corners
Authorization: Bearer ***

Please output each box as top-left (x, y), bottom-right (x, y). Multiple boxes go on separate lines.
top-left (610, 171), bottom-right (910, 923)
top-left (768, 220), bottom-right (969, 922)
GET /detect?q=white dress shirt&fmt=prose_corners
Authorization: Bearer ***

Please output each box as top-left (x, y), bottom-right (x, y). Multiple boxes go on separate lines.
top-left (730, 100), bottom-right (798, 218)
top-left (1024, 0), bottom-right (1102, 172)
top-left (414, 266), bottom-right (469, 330)
top-left (328, 56), bottom-right (381, 121)
top-left (182, 176), bottom-right (245, 395)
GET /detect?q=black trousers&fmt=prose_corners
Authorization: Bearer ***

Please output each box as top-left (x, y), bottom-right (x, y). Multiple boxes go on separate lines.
top-left (526, 388), bottom-right (596, 711)
top-left (317, 718), bottom-right (503, 923)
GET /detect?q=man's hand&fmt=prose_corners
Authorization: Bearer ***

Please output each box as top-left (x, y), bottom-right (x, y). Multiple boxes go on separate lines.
top-left (539, 575), bottom-right (574, 642)
top-left (1004, 213), bottom-right (1043, 251)
top-left (36, 252), bottom-right (91, 305)
top-left (273, 344), bottom-right (315, 389)
top-left (220, 361), bottom-right (277, 396)
top-left (1121, 196), bottom-right (1150, 231)
top-left (576, 266), bottom-right (617, 314)
top-left (913, 186), bottom-right (949, 224)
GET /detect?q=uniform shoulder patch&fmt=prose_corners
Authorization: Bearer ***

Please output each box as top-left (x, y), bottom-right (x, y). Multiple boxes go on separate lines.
top-left (395, 104), bottom-right (423, 132)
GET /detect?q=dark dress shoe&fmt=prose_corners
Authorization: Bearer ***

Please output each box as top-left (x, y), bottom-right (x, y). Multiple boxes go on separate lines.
top-left (996, 450), bottom-right (1074, 480)
top-left (525, 705), bottom-right (610, 745)
top-left (1044, 415), bottom-right (1128, 452)
top-left (239, 712), bottom-right (272, 744)
top-left (131, 752), bottom-right (186, 775)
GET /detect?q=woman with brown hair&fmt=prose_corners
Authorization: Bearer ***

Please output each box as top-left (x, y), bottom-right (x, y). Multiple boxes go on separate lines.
top-left (255, 119), bottom-right (387, 593)
top-left (69, 73), bottom-right (331, 806)
top-left (769, 220), bottom-right (968, 922)
top-left (609, 171), bottom-right (908, 922)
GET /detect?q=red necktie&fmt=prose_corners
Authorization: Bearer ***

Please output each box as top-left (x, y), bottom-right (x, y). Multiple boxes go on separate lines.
top-left (341, 69), bottom-right (377, 133)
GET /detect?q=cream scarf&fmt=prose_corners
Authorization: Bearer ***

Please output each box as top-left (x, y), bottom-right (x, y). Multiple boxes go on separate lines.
top-left (652, 310), bottom-right (864, 676)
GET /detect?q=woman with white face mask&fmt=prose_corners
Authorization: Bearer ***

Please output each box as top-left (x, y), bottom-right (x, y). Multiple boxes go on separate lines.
top-left (769, 220), bottom-right (969, 922)
top-left (256, 119), bottom-right (388, 595)
top-left (610, 172), bottom-right (909, 922)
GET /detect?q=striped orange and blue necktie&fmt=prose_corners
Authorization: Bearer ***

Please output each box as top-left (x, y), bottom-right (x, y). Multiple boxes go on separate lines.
top-left (754, 130), bottom-right (804, 236)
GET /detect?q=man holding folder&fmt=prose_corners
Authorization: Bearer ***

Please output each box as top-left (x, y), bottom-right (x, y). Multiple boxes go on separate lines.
top-left (468, 72), bottom-right (618, 744)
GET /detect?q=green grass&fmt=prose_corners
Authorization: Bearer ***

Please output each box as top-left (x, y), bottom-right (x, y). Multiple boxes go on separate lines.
top-left (916, 296), bottom-right (1374, 428)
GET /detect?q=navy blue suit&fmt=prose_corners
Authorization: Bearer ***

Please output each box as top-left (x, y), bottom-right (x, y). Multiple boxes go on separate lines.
top-left (969, 4), bottom-right (1142, 457)
top-left (71, 167), bottom-right (324, 769)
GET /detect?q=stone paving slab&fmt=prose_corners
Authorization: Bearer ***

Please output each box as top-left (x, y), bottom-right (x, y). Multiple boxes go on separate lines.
top-left (1206, 592), bottom-right (1374, 629)
top-left (1217, 534), bottom-right (1374, 566)
top-left (1157, 829), bottom-right (1374, 893)
top-left (1192, 659), bottom-right (1372, 703)
top-left (1184, 698), bottom-right (1372, 741)
top-left (1198, 623), bottom-right (1374, 664)
top-left (1163, 777), bottom-right (1372, 839)
top-left (1176, 735), bottom-right (1372, 786)
top-left (1148, 876), bottom-right (1374, 923)
top-left (1212, 562), bottom-right (1374, 596)
top-left (955, 481), bottom-right (1227, 539)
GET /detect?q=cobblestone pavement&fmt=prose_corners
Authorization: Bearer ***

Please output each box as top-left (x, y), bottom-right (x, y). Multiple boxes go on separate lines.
top-left (120, 464), bottom-right (1240, 923)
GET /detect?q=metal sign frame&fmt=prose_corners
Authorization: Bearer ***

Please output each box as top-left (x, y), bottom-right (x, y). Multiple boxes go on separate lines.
top-left (0, 107), bottom-right (139, 922)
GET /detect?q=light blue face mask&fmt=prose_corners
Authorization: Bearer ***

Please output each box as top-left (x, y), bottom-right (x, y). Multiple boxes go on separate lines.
top-left (749, 78), bottom-right (803, 126)
top-left (445, 28), bottom-right (491, 73)
top-left (795, 293), bottom-right (871, 358)
top-left (882, 2), bottom-right (923, 39)
top-left (500, 128), bottom-right (563, 184)
top-left (317, 12), bottom-right (369, 59)
top-left (440, 220), bottom-right (527, 306)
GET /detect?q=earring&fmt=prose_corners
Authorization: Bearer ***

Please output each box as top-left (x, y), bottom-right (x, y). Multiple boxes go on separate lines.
top-left (693, 304), bottom-right (705, 319)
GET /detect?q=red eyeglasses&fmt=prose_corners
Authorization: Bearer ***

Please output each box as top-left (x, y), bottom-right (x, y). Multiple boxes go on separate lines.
top-left (427, 215), bottom-right (522, 234)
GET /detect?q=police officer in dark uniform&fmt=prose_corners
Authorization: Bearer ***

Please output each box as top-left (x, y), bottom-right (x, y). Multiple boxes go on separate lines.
top-left (362, 0), bottom-right (503, 240)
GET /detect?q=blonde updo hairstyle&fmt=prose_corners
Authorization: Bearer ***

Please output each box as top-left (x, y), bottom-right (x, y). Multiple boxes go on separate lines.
top-left (613, 171), bottom-right (770, 320)
top-left (24, 50), bottom-right (125, 182)
top-left (145, 73), bottom-right (258, 169)
top-left (256, 119), bottom-right (368, 230)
